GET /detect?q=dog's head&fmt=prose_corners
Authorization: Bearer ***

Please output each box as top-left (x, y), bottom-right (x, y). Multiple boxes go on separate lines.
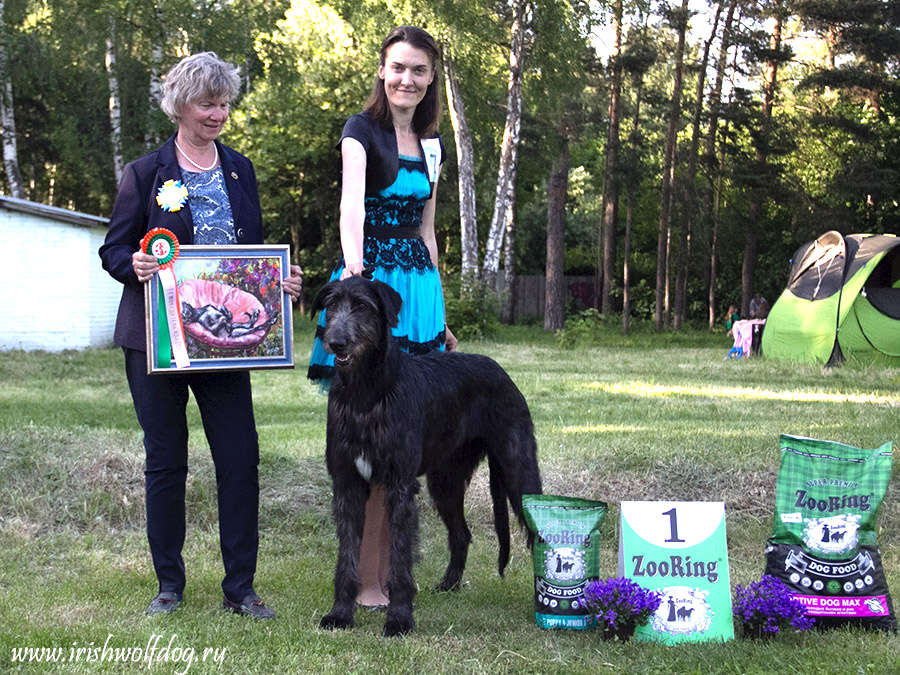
top-left (312, 276), bottom-right (403, 369)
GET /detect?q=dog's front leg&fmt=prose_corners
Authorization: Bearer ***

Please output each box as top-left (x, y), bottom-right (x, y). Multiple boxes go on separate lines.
top-left (320, 476), bottom-right (368, 631)
top-left (382, 478), bottom-right (419, 637)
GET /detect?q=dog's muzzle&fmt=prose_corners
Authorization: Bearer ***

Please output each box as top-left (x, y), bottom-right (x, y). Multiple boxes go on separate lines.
top-left (325, 339), bottom-right (352, 366)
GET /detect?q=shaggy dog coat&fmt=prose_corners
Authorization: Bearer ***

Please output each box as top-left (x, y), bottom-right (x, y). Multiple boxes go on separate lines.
top-left (314, 276), bottom-right (542, 636)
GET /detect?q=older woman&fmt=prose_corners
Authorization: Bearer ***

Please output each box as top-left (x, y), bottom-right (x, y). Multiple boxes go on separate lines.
top-left (99, 52), bottom-right (301, 619)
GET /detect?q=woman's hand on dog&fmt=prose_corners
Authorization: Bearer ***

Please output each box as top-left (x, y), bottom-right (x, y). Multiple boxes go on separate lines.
top-left (340, 262), bottom-right (365, 280)
top-left (445, 326), bottom-right (458, 352)
top-left (132, 251), bottom-right (159, 283)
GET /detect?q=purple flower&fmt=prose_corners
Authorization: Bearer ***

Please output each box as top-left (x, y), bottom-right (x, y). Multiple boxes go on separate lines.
top-left (733, 575), bottom-right (814, 636)
top-left (583, 577), bottom-right (662, 630)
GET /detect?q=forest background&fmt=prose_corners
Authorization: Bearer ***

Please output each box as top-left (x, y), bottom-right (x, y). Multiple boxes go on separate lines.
top-left (1, 0), bottom-right (898, 334)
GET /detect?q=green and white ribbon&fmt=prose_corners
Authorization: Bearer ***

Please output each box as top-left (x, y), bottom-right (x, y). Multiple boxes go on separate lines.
top-left (141, 228), bottom-right (189, 369)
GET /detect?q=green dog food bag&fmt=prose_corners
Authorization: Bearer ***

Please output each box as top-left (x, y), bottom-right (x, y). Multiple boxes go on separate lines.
top-left (764, 434), bottom-right (895, 631)
top-left (522, 494), bottom-right (608, 629)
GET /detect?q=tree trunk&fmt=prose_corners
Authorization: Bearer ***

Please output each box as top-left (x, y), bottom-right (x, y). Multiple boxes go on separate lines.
top-left (106, 16), bottom-right (124, 186)
top-left (146, 1), bottom-right (165, 149)
top-left (545, 136), bottom-right (569, 332)
top-left (0, 0), bottom-right (25, 199)
top-left (623, 75), bottom-right (645, 336)
top-left (482, 0), bottom-right (527, 291)
top-left (706, 0), bottom-right (738, 330)
top-left (742, 0), bottom-right (783, 317)
top-left (674, 2), bottom-right (722, 330)
top-left (443, 47), bottom-right (479, 297)
top-left (600, 0), bottom-right (623, 315)
top-left (500, 165), bottom-right (518, 324)
top-left (655, 0), bottom-right (690, 331)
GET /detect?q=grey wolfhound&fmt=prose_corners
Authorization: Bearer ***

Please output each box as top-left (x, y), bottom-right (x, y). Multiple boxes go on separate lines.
top-left (313, 276), bottom-right (542, 637)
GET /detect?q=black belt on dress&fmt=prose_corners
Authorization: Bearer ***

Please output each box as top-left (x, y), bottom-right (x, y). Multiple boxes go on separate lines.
top-left (364, 225), bottom-right (420, 240)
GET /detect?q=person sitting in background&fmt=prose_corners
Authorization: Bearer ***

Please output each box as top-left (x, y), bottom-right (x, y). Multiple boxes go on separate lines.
top-left (749, 293), bottom-right (767, 319)
top-left (724, 305), bottom-right (740, 333)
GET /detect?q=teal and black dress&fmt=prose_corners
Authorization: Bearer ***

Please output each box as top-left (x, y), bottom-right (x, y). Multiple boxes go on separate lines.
top-left (307, 113), bottom-right (447, 384)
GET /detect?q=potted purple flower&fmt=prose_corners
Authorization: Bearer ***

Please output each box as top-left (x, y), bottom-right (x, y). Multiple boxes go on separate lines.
top-left (583, 577), bottom-right (662, 641)
top-left (733, 575), bottom-right (814, 638)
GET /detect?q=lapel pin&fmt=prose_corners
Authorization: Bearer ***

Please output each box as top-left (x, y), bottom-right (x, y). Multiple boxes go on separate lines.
top-left (231, 171), bottom-right (238, 180)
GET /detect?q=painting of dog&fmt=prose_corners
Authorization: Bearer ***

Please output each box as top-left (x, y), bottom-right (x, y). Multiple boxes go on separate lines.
top-left (313, 276), bottom-right (542, 637)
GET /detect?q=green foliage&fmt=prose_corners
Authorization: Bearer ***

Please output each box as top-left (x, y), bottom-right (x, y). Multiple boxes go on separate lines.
top-left (5, 0), bottom-right (900, 331)
top-left (555, 307), bottom-right (606, 348)
top-left (443, 278), bottom-right (501, 341)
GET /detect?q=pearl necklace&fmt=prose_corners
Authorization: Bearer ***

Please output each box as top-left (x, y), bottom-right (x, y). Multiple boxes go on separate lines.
top-left (174, 138), bottom-right (218, 172)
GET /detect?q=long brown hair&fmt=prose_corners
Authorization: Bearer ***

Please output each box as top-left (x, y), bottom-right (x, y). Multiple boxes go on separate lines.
top-left (364, 26), bottom-right (443, 137)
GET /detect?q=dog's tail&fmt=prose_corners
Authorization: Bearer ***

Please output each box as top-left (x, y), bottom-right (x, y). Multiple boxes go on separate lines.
top-left (487, 454), bottom-right (511, 576)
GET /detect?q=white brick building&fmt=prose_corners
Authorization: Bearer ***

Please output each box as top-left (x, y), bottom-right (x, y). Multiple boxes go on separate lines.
top-left (0, 196), bottom-right (120, 351)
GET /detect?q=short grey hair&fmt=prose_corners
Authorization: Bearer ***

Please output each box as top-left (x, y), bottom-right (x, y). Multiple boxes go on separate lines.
top-left (160, 52), bottom-right (241, 122)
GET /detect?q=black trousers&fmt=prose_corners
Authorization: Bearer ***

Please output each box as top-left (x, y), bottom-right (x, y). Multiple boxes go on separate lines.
top-left (124, 348), bottom-right (260, 602)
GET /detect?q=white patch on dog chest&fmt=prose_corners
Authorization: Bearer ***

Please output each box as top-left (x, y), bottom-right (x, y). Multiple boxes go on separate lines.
top-left (355, 455), bottom-right (373, 482)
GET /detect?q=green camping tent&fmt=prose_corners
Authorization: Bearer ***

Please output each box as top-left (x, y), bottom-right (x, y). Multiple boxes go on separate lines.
top-left (761, 231), bottom-right (900, 365)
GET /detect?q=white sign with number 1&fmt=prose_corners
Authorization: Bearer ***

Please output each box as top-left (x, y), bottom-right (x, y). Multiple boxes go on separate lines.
top-left (618, 501), bottom-right (734, 643)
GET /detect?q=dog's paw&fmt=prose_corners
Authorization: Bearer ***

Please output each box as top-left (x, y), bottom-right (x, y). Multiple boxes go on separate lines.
top-left (436, 570), bottom-right (463, 592)
top-left (382, 614), bottom-right (414, 637)
top-left (435, 577), bottom-right (462, 592)
top-left (319, 613), bottom-right (353, 631)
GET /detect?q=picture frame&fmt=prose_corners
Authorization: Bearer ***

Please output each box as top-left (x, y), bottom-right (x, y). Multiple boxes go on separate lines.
top-left (145, 244), bottom-right (294, 373)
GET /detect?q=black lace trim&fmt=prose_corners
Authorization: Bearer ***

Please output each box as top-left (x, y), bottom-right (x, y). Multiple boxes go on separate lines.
top-left (397, 330), bottom-right (446, 355)
top-left (363, 237), bottom-right (433, 271)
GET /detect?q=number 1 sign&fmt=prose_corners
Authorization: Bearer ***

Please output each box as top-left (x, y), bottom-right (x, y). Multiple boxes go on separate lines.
top-left (618, 501), bottom-right (734, 643)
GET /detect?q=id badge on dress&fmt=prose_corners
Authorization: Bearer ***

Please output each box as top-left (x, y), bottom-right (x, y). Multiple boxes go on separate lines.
top-left (420, 138), bottom-right (441, 187)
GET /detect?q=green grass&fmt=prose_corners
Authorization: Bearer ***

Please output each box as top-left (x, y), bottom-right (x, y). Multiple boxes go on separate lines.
top-left (1, 314), bottom-right (898, 673)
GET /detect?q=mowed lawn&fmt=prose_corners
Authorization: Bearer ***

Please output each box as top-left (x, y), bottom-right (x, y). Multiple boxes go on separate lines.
top-left (1, 314), bottom-right (898, 674)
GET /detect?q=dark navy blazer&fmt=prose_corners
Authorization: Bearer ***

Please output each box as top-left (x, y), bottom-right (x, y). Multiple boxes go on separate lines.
top-left (99, 134), bottom-right (264, 351)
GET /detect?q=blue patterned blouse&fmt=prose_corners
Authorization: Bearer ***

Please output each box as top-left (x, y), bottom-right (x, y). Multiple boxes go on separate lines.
top-left (180, 167), bottom-right (236, 245)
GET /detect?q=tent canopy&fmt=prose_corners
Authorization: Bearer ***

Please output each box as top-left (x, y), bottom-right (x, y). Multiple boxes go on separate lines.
top-left (761, 232), bottom-right (900, 365)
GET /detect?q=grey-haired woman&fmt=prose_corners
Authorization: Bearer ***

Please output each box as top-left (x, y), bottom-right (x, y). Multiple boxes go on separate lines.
top-left (100, 51), bottom-right (302, 619)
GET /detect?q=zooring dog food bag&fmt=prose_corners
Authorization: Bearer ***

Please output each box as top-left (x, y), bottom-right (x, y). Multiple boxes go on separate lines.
top-left (523, 494), bottom-right (608, 629)
top-left (764, 434), bottom-right (895, 631)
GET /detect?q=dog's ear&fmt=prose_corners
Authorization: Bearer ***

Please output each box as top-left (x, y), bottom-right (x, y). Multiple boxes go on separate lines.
top-left (372, 280), bottom-right (402, 328)
top-left (311, 281), bottom-right (337, 318)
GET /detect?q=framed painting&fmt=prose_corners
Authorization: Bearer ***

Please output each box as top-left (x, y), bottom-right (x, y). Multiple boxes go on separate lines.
top-left (145, 245), bottom-right (294, 373)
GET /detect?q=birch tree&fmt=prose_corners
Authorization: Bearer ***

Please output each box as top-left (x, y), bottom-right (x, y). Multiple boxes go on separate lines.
top-left (481, 0), bottom-right (529, 290)
top-left (442, 46), bottom-right (479, 296)
top-left (106, 15), bottom-right (124, 186)
top-left (0, 0), bottom-right (24, 198)
top-left (146, 0), bottom-right (166, 149)
top-left (500, 171), bottom-right (518, 323)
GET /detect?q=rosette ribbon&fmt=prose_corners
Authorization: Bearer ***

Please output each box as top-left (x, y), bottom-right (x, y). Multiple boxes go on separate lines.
top-left (156, 179), bottom-right (188, 212)
top-left (141, 228), bottom-right (189, 369)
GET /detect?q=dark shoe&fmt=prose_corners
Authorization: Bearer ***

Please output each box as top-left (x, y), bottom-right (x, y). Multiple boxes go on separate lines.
top-left (223, 593), bottom-right (275, 620)
top-left (146, 592), bottom-right (182, 615)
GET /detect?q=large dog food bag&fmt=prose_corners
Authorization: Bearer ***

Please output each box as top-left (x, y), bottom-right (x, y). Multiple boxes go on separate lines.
top-left (764, 434), bottom-right (895, 631)
top-left (522, 494), bottom-right (608, 629)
